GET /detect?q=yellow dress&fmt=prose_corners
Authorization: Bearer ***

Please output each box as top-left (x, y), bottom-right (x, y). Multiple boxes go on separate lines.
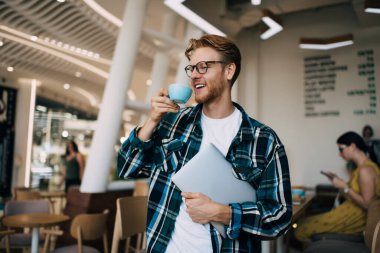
top-left (295, 160), bottom-right (380, 241)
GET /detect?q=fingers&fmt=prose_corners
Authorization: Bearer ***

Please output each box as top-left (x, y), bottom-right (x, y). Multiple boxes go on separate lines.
top-left (149, 88), bottom-right (179, 122)
top-left (181, 192), bottom-right (202, 199)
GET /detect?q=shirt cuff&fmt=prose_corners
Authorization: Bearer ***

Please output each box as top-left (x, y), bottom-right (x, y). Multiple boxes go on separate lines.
top-left (226, 203), bottom-right (242, 239)
top-left (125, 127), bottom-right (154, 150)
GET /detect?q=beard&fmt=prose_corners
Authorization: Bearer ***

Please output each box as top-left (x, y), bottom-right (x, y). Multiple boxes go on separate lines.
top-left (194, 80), bottom-right (226, 104)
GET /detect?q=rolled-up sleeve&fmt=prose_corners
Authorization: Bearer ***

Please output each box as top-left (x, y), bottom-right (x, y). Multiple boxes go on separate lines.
top-left (226, 144), bottom-right (292, 239)
top-left (117, 127), bottom-right (155, 179)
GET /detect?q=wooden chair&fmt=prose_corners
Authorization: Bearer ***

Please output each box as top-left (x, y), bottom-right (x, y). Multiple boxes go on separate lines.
top-left (44, 209), bottom-right (109, 253)
top-left (0, 229), bottom-right (15, 253)
top-left (0, 199), bottom-right (50, 252)
top-left (133, 181), bottom-right (149, 197)
top-left (15, 190), bottom-right (41, 200)
top-left (111, 196), bottom-right (148, 253)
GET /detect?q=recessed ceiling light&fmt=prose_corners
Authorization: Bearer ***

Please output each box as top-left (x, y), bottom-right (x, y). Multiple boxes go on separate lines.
top-left (75, 71), bottom-right (82, 78)
top-left (365, 0), bottom-right (380, 14)
top-left (7, 66), bottom-right (14, 72)
top-left (30, 35), bottom-right (38, 41)
top-left (61, 130), bottom-right (69, 138)
top-left (56, 0), bottom-right (66, 3)
top-left (0, 40), bottom-right (3, 46)
top-left (299, 34), bottom-right (354, 50)
top-left (251, 0), bottom-right (261, 5)
top-left (63, 83), bottom-right (71, 90)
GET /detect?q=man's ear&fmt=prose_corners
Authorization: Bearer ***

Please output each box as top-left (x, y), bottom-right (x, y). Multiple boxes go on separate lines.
top-left (225, 63), bottom-right (236, 81)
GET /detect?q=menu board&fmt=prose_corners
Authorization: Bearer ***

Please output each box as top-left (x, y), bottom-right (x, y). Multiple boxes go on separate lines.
top-left (0, 85), bottom-right (17, 197)
top-left (304, 49), bottom-right (377, 118)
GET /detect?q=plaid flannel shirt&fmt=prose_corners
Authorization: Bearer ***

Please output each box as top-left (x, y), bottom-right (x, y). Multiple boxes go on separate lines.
top-left (118, 102), bottom-right (292, 253)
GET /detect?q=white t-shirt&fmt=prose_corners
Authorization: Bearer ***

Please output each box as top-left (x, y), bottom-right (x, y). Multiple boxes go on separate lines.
top-left (166, 107), bottom-right (242, 253)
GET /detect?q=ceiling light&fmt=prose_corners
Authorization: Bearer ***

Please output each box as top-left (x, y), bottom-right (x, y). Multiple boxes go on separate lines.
top-left (299, 34), bottom-right (354, 50)
top-left (75, 71), bottom-right (82, 78)
top-left (164, 0), bottom-right (226, 37)
top-left (36, 105), bottom-right (48, 112)
top-left (56, 0), bottom-right (66, 3)
top-left (7, 66), bottom-right (14, 72)
top-left (30, 35), bottom-right (38, 41)
top-left (63, 83), bottom-right (71, 90)
top-left (260, 10), bottom-right (283, 40)
top-left (0, 40), bottom-right (3, 46)
top-left (146, 79), bottom-right (152, 86)
top-left (365, 0), bottom-right (380, 14)
top-left (251, 0), bottom-right (261, 5)
top-left (82, 0), bottom-right (122, 27)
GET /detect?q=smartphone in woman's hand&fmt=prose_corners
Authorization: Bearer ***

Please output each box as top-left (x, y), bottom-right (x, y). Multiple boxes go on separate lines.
top-left (320, 170), bottom-right (337, 180)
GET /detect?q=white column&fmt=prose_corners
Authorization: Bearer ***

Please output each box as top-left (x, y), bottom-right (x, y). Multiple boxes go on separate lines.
top-left (13, 78), bottom-right (38, 188)
top-left (80, 0), bottom-right (149, 193)
top-left (175, 23), bottom-right (203, 85)
top-left (146, 13), bottom-right (178, 100)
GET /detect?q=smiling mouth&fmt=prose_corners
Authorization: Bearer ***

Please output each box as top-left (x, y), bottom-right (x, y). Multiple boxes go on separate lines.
top-left (195, 84), bottom-right (205, 89)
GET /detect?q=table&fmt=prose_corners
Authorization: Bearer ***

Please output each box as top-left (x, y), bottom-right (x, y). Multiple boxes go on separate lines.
top-left (263, 194), bottom-right (315, 253)
top-left (2, 213), bottom-right (69, 253)
top-left (292, 194), bottom-right (315, 221)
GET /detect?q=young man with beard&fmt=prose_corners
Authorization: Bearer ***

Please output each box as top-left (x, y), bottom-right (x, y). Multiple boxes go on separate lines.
top-left (118, 34), bottom-right (292, 253)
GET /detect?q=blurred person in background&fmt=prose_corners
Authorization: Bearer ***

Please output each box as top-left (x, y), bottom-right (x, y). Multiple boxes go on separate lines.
top-left (295, 131), bottom-right (380, 242)
top-left (61, 140), bottom-right (85, 192)
top-left (362, 125), bottom-right (380, 166)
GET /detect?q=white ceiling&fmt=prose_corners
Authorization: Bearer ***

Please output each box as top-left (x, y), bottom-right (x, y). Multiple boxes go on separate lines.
top-left (0, 0), bottom-right (378, 116)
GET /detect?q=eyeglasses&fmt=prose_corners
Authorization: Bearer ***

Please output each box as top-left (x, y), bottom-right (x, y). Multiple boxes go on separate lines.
top-left (338, 145), bottom-right (348, 153)
top-left (184, 61), bottom-right (225, 77)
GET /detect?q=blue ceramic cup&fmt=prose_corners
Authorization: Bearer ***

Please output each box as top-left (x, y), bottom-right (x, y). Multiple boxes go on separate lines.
top-left (168, 83), bottom-right (192, 104)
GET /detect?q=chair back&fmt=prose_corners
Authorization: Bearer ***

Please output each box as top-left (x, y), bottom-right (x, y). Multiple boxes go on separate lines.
top-left (364, 199), bottom-right (380, 250)
top-left (15, 190), bottom-right (41, 201)
top-left (118, 196), bottom-right (148, 239)
top-left (111, 196), bottom-right (148, 253)
top-left (5, 199), bottom-right (50, 215)
top-left (133, 181), bottom-right (149, 197)
top-left (70, 209), bottom-right (109, 253)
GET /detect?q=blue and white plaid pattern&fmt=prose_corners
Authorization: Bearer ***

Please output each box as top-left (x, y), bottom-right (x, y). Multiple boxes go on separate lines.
top-left (118, 103), bottom-right (292, 253)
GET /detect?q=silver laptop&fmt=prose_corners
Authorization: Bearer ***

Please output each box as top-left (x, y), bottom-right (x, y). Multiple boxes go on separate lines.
top-left (172, 142), bottom-right (257, 237)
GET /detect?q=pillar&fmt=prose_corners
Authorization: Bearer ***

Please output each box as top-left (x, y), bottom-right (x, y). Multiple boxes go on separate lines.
top-left (13, 78), bottom-right (38, 188)
top-left (80, 0), bottom-right (149, 193)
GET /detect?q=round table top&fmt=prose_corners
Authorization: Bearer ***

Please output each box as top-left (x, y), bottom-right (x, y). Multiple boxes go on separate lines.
top-left (2, 213), bottom-right (69, 228)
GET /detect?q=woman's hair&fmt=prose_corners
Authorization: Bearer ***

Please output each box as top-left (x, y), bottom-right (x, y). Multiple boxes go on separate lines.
top-left (337, 131), bottom-right (378, 164)
top-left (337, 131), bottom-right (368, 152)
top-left (65, 140), bottom-right (79, 155)
top-left (184, 34), bottom-right (241, 86)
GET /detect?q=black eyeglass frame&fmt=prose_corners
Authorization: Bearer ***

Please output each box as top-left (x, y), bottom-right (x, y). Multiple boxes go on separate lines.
top-left (338, 145), bottom-right (348, 153)
top-left (184, 60), bottom-right (226, 77)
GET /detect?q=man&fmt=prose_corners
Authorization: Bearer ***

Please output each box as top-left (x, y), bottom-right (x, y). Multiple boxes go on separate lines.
top-left (118, 34), bottom-right (292, 253)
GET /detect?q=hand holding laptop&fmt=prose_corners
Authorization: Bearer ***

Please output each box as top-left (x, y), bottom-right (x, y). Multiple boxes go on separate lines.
top-left (172, 143), bottom-right (257, 237)
top-left (181, 192), bottom-right (231, 225)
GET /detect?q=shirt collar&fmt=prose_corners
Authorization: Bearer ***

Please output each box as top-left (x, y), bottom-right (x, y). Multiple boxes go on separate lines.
top-left (185, 102), bottom-right (257, 143)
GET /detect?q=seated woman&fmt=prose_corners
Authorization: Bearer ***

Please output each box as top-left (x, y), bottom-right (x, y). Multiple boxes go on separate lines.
top-left (295, 131), bottom-right (380, 241)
